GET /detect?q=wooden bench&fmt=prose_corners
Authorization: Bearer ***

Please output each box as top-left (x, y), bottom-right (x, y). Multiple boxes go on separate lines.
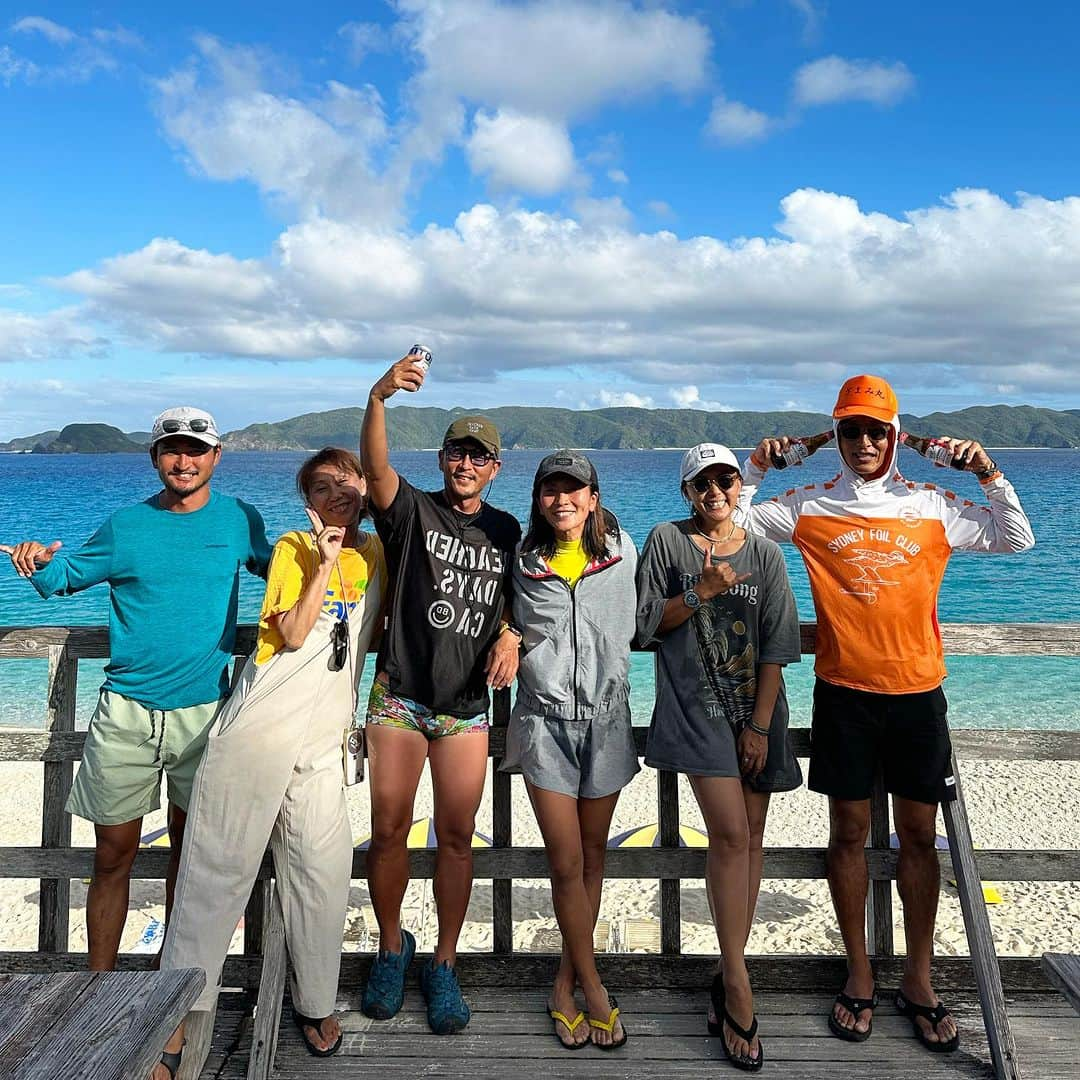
top-left (0, 969), bottom-right (204, 1080)
top-left (1042, 953), bottom-right (1080, 1015)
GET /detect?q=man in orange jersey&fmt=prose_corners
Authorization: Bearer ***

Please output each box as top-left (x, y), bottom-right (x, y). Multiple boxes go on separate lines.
top-left (737, 374), bottom-right (1034, 1055)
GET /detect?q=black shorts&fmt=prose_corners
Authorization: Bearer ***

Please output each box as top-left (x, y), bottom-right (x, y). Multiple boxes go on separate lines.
top-left (808, 678), bottom-right (956, 806)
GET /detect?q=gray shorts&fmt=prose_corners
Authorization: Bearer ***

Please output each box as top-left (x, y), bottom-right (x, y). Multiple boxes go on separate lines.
top-left (501, 703), bottom-right (640, 799)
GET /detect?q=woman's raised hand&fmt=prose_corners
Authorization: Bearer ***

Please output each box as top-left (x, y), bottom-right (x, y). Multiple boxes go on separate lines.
top-left (696, 542), bottom-right (751, 601)
top-left (304, 508), bottom-right (345, 565)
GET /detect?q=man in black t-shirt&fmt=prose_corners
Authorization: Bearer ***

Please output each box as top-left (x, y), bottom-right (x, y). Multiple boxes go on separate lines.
top-left (359, 354), bottom-right (521, 1035)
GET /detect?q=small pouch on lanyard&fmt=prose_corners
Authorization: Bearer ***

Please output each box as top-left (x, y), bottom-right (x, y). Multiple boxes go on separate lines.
top-left (343, 723), bottom-right (365, 785)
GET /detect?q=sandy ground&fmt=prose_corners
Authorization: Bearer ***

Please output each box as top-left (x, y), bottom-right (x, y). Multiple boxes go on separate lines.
top-left (2, 755), bottom-right (1078, 963)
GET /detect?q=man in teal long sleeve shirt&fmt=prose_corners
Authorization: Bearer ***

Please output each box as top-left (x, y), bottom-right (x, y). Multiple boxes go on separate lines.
top-left (2, 406), bottom-right (270, 970)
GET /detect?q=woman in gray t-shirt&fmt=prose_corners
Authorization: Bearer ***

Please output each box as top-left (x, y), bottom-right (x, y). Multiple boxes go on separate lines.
top-left (636, 443), bottom-right (802, 1072)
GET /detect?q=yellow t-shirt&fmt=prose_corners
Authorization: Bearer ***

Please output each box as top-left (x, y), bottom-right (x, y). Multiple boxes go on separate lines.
top-left (547, 538), bottom-right (589, 588)
top-left (255, 530), bottom-right (383, 665)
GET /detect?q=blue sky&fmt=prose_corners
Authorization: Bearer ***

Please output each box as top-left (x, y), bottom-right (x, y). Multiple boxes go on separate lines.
top-left (2, 1), bottom-right (1079, 439)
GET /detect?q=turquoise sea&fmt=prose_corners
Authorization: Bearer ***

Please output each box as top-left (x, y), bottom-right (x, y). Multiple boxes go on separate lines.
top-left (0, 447), bottom-right (1076, 731)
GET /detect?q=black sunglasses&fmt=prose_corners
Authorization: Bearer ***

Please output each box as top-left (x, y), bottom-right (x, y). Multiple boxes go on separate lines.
top-left (160, 417), bottom-right (211, 434)
top-left (443, 444), bottom-right (498, 466)
top-left (837, 422), bottom-right (890, 442)
top-left (329, 618), bottom-right (349, 672)
top-left (691, 473), bottom-right (740, 494)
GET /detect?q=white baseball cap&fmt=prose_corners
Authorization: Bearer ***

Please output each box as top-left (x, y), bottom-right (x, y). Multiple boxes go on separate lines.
top-left (151, 406), bottom-right (221, 448)
top-left (680, 443), bottom-right (740, 484)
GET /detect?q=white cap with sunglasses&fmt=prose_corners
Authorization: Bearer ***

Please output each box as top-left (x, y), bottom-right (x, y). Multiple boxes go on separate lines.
top-left (151, 407), bottom-right (222, 449)
top-left (681, 443), bottom-right (741, 485)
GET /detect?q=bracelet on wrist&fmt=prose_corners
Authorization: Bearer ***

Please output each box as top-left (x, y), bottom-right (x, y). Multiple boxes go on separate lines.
top-left (747, 719), bottom-right (771, 737)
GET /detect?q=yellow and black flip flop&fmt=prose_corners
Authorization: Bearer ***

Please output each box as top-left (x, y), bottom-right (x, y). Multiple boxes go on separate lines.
top-left (548, 1006), bottom-right (589, 1050)
top-left (588, 995), bottom-right (629, 1050)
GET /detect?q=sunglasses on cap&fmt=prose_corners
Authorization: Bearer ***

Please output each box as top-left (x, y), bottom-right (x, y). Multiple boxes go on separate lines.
top-left (837, 422), bottom-right (890, 442)
top-left (690, 472), bottom-right (740, 494)
top-left (443, 444), bottom-right (498, 466)
top-left (329, 618), bottom-right (349, 672)
top-left (160, 418), bottom-right (211, 435)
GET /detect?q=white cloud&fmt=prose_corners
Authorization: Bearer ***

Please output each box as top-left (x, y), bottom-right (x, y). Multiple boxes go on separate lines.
top-left (48, 188), bottom-right (1080, 404)
top-left (154, 37), bottom-right (396, 222)
top-left (0, 45), bottom-right (37, 84)
top-left (787, 1), bottom-right (823, 44)
top-left (11, 16), bottom-right (75, 45)
top-left (571, 195), bottom-right (632, 230)
top-left (0, 307), bottom-right (104, 362)
top-left (397, 0), bottom-right (711, 121)
top-left (598, 389), bottom-right (654, 408)
top-left (794, 56), bottom-right (915, 108)
top-left (668, 385), bottom-right (733, 411)
top-left (338, 21), bottom-right (391, 63)
top-left (706, 95), bottom-right (773, 145)
top-left (466, 109), bottom-right (577, 195)
top-left (647, 200), bottom-right (674, 219)
top-left (608, 169), bottom-right (628, 185)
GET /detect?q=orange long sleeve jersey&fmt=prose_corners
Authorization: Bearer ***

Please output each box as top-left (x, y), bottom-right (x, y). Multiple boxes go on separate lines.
top-left (736, 454), bottom-right (1035, 695)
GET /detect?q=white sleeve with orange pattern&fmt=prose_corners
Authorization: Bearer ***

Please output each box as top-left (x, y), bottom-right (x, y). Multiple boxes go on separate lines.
top-left (939, 475), bottom-right (1035, 553)
top-left (736, 455), bottom-right (798, 543)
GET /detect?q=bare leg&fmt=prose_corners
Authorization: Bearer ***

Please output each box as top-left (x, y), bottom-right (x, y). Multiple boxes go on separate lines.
top-left (528, 784), bottom-right (620, 1046)
top-left (894, 796), bottom-right (958, 1045)
top-left (427, 732), bottom-right (489, 966)
top-left (366, 726), bottom-right (428, 954)
top-left (690, 775), bottom-right (758, 1061)
top-left (707, 787), bottom-right (771, 1027)
top-left (87, 819), bottom-right (142, 971)
top-left (826, 798), bottom-right (875, 1035)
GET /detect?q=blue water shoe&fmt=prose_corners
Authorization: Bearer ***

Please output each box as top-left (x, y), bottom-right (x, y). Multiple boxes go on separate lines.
top-left (420, 958), bottom-right (471, 1034)
top-left (361, 927), bottom-right (415, 1019)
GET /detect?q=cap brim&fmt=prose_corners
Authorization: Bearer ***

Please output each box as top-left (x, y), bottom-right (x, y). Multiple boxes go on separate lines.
top-left (832, 404), bottom-right (896, 424)
top-left (152, 432), bottom-right (221, 448)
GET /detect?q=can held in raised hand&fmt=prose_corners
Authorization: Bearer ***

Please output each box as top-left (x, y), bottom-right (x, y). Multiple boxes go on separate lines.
top-left (408, 343), bottom-right (433, 372)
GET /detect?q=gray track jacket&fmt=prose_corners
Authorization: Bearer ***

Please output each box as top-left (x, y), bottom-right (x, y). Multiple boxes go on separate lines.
top-left (511, 528), bottom-right (638, 721)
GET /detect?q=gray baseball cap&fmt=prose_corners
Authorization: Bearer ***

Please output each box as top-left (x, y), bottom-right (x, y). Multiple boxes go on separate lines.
top-left (151, 406), bottom-right (221, 448)
top-left (533, 449), bottom-right (598, 488)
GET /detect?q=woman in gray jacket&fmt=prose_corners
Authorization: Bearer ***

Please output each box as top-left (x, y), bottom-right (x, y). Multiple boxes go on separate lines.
top-left (502, 450), bottom-right (638, 1052)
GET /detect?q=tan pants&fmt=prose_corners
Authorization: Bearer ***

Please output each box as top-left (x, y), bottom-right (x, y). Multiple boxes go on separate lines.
top-left (161, 609), bottom-right (358, 1015)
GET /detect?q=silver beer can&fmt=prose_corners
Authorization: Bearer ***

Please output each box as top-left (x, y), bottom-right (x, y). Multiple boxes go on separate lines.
top-left (408, 343), bottom-right (433, 372)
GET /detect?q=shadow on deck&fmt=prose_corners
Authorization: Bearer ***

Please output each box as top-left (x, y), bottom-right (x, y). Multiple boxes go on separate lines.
top-left (201, 985), bottom-right (1080, 1079)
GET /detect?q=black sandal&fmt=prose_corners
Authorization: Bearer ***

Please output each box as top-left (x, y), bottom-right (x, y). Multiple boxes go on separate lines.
top-left (707, 972), bottom-right (726, 1035)
top-left (720, 1007), bottom-right (763, 1073)
top-left (828, 988), bottom-right (878, 1042)
top-left (895, 991), bottom-right (960, 1053)
top-left (293, 1011), bottom-right (344, 1057)
top-left (157, 1040), bottom-right (184, 1079)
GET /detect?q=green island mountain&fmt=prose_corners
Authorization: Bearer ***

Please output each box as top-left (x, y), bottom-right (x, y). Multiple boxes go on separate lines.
top-left (4, 404), bottom-right (1078, 454)
top-left (223, 403), bottom-right (1080, 451)
top-left (32, 424), bottom-right (144, 454)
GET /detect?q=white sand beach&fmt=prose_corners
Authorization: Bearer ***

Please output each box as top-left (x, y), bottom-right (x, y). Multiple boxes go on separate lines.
top-left (2, 756), bottom-right (1078, 962)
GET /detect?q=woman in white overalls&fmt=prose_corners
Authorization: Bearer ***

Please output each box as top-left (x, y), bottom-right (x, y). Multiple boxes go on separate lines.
top-left (153, 448), bottom-right (386, 1078)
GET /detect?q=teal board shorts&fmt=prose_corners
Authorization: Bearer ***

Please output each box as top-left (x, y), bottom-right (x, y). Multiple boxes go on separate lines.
top-left (66, 690), bottom-right (224, 825)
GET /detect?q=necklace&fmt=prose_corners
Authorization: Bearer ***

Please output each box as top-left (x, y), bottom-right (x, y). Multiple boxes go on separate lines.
top-left (691, 518), bottom-right (738, 545)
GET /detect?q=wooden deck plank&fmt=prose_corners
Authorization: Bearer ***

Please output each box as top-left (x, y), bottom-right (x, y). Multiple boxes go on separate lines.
top-left (202, 989), bottom-right (1078, 1080)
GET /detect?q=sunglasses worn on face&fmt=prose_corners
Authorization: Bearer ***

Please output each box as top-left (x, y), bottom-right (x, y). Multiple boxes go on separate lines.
top-left (161, 418), bottom-right (211, 434)
top-left (329, 618), bottom-right (349, 672)
top-left (691, 473), bottom-right (740, 493)
top-left (443, 444), bottom-right (497, 466)
top-left (838, 422), bottom-right (890, 442)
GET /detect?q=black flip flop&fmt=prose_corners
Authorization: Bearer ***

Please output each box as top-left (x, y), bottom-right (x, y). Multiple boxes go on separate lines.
top-left (707, 972), bottom-right (726, 1035)
top-left (720, 1007), bottom-right (763, 1072)
top-left (828, 988), bottom-right (878, 1042)
top-left (157, 1047), bottom-right (182, 1080)
top-left (895, 991), bottom-right (960, 1053)
top-left (293, 1011), bottom-right (344, 1057)
top-left (587, 994), bottom-right (628, 1050)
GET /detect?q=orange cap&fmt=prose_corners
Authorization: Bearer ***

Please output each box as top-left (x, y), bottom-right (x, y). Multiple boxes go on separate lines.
top-left (832, 374), bottom-right (898, 424)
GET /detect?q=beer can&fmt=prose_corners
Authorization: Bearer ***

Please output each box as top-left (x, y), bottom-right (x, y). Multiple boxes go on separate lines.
top-left (408, 343), bottom-right (433, 372)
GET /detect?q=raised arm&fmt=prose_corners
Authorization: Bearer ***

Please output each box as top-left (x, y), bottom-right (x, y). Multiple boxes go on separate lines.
top-left (271, 510), bottom-right (346, 650)
top-left (4, 518), bottom-right (115, 596)
top-left (360, 356), bottom-right (427, 512)
top-left (734, 441), bottom-right (799, 543)
top-left (1, 540), bottom-right (63, 579)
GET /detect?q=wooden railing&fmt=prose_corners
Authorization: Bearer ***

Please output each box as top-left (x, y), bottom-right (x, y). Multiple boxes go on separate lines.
top-left (1, 620), bottom-right (1077, 971)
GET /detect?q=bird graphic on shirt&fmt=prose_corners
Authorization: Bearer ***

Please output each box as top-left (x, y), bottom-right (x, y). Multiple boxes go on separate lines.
top-left (843, 548), bottom-right (908, 585)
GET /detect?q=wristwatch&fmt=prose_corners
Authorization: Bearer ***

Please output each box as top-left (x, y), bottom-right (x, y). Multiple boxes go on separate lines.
top-left (974, 457), bottom-right (999, 480)
top-left (683, 588), bottom-right (702, 611)
top-left (500, 622), bottom-right (524, 641)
